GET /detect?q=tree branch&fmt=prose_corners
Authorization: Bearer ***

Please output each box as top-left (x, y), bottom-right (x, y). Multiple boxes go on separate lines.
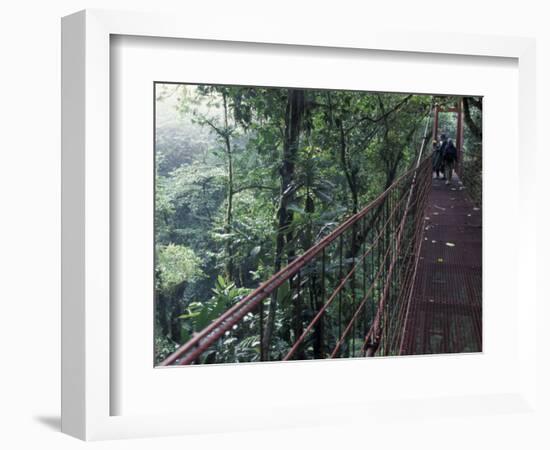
top-left (345, 94), bottom-right (413, 134)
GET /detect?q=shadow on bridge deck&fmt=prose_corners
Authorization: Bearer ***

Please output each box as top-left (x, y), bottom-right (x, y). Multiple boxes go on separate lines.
top-left (401, 173), bottom-right (482, 355)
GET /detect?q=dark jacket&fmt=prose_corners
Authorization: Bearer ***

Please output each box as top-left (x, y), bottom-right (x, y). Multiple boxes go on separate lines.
top-left (443, 140), bottom-right (457, 162)
top-left (432, 143), bottom-right (444, 170)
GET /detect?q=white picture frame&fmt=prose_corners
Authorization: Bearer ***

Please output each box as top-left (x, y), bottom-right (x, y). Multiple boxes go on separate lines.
top-left (61, 9), bottom-right (537, 441)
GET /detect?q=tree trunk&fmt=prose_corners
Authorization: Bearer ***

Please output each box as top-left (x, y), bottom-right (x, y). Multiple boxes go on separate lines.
top-left (463, 97), bottom-right (482, 140)
top-left (262, 89), bottom-right (305, 360)
top-left (337, 118), bottom-right (359, 214)
top-left (222, 93), bottom-right (235, 281)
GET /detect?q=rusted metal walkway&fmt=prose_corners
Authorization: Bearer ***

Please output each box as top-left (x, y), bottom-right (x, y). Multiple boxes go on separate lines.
top-left (400, 174), bottom-right (482, 355)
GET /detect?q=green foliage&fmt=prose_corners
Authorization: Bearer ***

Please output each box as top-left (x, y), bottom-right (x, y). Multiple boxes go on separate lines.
top-left (177, 276), bottom-right (256, 363)
top-left (178, 275), bottom-right (250, 330)
top-left (154, 328), bottom-right (178, 364)
top-left (156, 243), bottom-right (204, 292)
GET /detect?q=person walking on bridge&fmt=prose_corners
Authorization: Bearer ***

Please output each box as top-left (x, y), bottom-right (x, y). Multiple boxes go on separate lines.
top-left (442, 137), bottom-right (458, 185)
top-left (432, 135), bottom-right (445, 179)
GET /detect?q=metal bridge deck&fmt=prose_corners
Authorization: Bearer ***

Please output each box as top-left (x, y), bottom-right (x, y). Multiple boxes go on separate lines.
top-left (401, 174), bottom-right (482, 355)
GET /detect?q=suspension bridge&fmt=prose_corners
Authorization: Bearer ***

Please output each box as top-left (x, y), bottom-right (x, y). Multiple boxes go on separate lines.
top-left (160, 101), bottom-right (482, 366)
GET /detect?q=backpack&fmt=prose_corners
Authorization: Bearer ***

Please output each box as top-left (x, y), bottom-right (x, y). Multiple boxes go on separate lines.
top-left (443, 140), bottom-right (457, 161)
